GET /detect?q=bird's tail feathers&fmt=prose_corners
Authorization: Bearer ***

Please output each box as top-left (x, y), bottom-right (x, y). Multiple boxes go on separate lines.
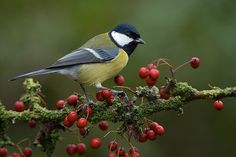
top-left (9, 69), bottom-right (57, 81)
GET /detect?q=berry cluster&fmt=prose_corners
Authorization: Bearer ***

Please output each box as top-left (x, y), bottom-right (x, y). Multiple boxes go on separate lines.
top-left (106, 143), bottom-right (140, 157)
top-left (138, 122), bottom-right (164, 142)
top-left (0, 146), bottom-right (32, 157)
top-left (138, 64), bottom-right (160, 86)
top-left (96, 89), bottom-right (115, 105)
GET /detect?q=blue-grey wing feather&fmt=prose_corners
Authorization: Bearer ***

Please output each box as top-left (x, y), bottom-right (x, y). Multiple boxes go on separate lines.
top-left (46, 48), bottom-right (119, 69)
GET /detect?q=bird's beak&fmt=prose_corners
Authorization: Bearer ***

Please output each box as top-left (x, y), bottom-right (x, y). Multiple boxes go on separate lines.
top-left (135, 38), bottom-right (145, 44)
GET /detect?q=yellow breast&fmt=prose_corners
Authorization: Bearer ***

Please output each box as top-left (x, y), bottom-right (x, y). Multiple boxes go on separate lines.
top-left (76, 49), bottom-right (129, 85)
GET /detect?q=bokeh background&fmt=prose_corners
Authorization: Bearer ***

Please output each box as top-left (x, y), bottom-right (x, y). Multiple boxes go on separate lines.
top-left (0, 0), bottom-right (236, 156)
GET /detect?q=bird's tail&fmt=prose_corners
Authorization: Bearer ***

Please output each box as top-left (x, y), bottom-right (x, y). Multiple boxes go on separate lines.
top-left (9, 69), bottom-right (57, 81)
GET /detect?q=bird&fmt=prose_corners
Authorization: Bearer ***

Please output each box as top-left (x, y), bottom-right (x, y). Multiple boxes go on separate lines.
top-left (10, 23), bottom-right (145, 101)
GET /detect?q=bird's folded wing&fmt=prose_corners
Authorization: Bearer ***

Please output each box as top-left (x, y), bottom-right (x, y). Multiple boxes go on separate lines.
top-left (46, 48), bottom-right (119, 69)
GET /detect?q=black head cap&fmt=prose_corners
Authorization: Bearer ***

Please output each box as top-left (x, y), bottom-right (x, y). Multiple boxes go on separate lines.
top-left (109, 23), bottom-right (145, 55)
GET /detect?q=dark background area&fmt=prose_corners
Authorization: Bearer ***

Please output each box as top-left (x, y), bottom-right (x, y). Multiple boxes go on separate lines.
top-left (0, 0), bottom-right (236, 156)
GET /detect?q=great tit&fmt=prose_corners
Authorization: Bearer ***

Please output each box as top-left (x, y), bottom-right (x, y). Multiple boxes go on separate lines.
top-left (10, 23), bottom-right (145, 101)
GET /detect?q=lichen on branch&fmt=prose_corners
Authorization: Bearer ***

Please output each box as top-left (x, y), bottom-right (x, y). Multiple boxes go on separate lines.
top-left (0, 78), bottom-right (235, 156)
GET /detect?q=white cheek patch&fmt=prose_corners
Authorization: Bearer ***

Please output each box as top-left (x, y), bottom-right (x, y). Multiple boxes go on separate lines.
top-left (111, 31), bottom-right (134, 47)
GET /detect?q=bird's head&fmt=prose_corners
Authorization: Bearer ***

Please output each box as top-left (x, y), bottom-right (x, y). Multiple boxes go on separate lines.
top-left (109, 24), bottom-right (145, 55)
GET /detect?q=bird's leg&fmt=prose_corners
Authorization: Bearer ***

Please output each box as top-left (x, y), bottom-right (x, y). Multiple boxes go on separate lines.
top-left (80, 84), bottom-right (91, 103)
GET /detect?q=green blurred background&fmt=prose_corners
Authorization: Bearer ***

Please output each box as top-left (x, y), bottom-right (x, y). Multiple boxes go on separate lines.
top-left (0, 0), bottom-right (236, 156)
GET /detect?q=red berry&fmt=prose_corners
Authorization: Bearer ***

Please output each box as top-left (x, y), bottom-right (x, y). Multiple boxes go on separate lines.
top-left (159, 87), bottom-right (170, 100)
top-left (66, 144), bottom-right (77, 155)
top-left (190, 57), bottom-right (200, 69)
top-left (107, 94), bottom-right (115, 105)
top-left (14, 101), bottom-right (25, 112)
top-left (124, 153), bottom-right (130, 157)
top-left (116, 147), bottom-right (125, 156)
top-left (0, 147), bottom-right (8, 157)
top-left (85, 107), bottom-right (93, 115)
top-left (108, 141), bottom-right (118, 151)
top-left (138, 133), bottom-right (147, 143)
top-left (146, 64), bottom-right (157, 70)
top-left (213, 100), bottom-right (224, 111)
top-left (76, 143), bottom-right (86, 155)
top-left (129, 147), bottom-right (138, 154)
top-left (99, 120), bottom-right (109, 131)
top-left (156, 125), bottom-right (165, 136)
top-left (131, 152), bottom-right (140, 157)
top-left (55, 100), bottom-right (65, 109)
top-left (149, 69), bottom-right (160, 80)
top-left (96, 92), bottom-right (105, 101)
top-left (67, 112), bottom-right (78, 123)
top-left (11, 153), bottom-right (21, 157)
top-left (77, 118), bottom-right (88, 128)
top-left (79, 128), bottom-right (86, 136)
top-left (63, 117), bottom-right (73, 127)
top-left (147, 130), bottom-right (156, 141)
top-left (67, 95), bottom-right (78, 106)
top-left (144, 128), bottom-right (150, 134)
top-left (114, 75), bottom-right (125, 85)
top-left (90, 138), bottom-right (102, 149)
top-left (138, 67), bottom-right (149, 79)
top-left (107, 152), bottom-right (117, 157)
top-left (150, 122), bottom-right (159, 131)
top-left (102, 89), bottom-right (112, 98)
top-left (28, 119), bottom-right (36, 128)
top-left (23, 147), bottom-right (32, 157)
top-left (145, 76), bottom-right (156, 86)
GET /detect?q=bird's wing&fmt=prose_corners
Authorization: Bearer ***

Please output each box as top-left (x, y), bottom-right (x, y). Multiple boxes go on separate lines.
top-left (46, 48), bottom-right (119, 69)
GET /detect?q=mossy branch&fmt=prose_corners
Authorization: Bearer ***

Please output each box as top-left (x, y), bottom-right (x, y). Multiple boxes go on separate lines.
top-left (0, 78), bottom-right (235, 155)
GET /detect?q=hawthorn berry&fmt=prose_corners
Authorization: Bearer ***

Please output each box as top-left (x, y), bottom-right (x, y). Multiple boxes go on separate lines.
top-left (149, 69), bottom-right (160, 80)
top-left (76, 143), bottom-right (86, 155)
top-left (147, 130), bottom-right (156, 141)
top-left (138, 133), bottom-right (147, 143)
top-left (146, 63), bottom-right (156, 70)
top-left (107, 94), bottom-right (115, 105)
top-left (99, 120), bottom-right (109, 131)
top-left (114, 75), bottom-right (125, 85)
top-left (66, 144), bottom-right (77, 155)
top-left (131, 152), bottom-right (140, 157)
top-left (10, 153), bottom-right (21, 157)
top-left (102, 89), bottom-right (112, 98)
top-left (85, 107), bottom-right (93, 115)
top-left (77, 118), bottom-right (88, 128)
top-left (79, 128), bottom-right (86, 136)
top-left (190, 57), bottom-right (200, 69)
top-left (116, 147), bottom-right (125, 156)
top-left (23, 147), bottom-right (32, 157)
top-left (107, 152), bottom-right (117, 157)
top-left (213, 100), bottom-right (224, 111)
top-left (28, 119), bottom-right (36, 128)
top-left (138, 67), bottom-right (149, 79)
top-left (90, 138), bottom-right (102, 149)
top-left (14, 101), bottom-right (25, 112)
top-left (67, 94), bottom-right (78, 106)
top-left (108, 141), bottom-right (118, 151)
top-left (156, 125), bottom-right (165, 136)
top-left (55, 100), bottom-right (65, 109)
top-left (150, 122), bottom-right (159, 131)
top-left (67, 112), bottom-right (78, 123)
top-left (96, 92), bottom-right (105, 101)
top-left (124, 153), bottom-right (130, 157)
top-left (63, 117), bottom-right (73, 128)
top-left (129, 147), bottom-right (138, 154)
top-left (0, 147), bottom-right (8, 157)
top-left (145, 76), bottom-right (156, 86)
top-left (144, 128), bottom-right (150, 134)
top-left (159, 86), bottom-right (170, 100)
